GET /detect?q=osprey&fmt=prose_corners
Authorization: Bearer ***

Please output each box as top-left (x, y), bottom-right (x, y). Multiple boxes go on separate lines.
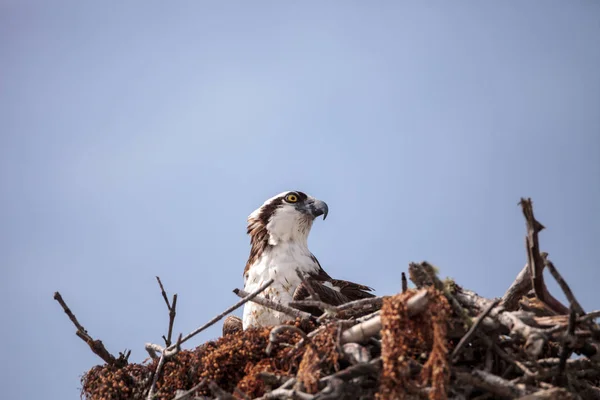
top-left (241, 190), bottom-right (374, 329)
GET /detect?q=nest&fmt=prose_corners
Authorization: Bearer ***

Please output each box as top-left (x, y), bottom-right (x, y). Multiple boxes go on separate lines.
top-left (55, 198), bottom-right (600, 399)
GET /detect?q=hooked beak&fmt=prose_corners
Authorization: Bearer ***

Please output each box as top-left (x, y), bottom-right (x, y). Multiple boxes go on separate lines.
top-left (307, 199), bottom-right (329, 220)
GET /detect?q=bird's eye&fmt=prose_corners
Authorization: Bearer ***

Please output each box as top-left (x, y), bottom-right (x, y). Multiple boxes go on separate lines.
top-left (285, 193), bottom-right (299, 203)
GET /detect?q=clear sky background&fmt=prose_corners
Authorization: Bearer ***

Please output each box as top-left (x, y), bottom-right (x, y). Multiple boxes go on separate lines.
top-left (1, 1), bottom-right (599, 399)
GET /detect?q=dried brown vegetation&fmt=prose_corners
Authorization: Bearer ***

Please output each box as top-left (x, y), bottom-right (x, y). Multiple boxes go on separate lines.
top-left (55, 198), bottom-right (600, 399)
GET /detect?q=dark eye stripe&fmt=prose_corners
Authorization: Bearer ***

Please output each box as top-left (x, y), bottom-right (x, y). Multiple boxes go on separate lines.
top-left (294, 191), bottom-right (308, 201)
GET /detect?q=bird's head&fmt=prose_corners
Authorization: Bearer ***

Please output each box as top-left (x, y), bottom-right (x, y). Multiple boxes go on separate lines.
top-left (247, 191), bottom-right (328, 246)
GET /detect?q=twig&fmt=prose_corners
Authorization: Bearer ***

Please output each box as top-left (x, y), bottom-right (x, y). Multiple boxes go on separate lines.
top-left (170, 278), bottom-right (274, 350)
top-left (321, 357), bottom-right (383, 382)
top-left (476, 333), bottom-right (536, 377)
top-left (580, 310), bottom-right (600, 323)
top-left (147, 334), bottom-right (185, 399)
top-left (315, 377), bottom-right (345, 400)
top-left (53, 291), bottom-right (127, 367)
top-left (516, 388), bottom-right (576, 400)
top-left (335, 296), bottom-right (384, 312)
top-left (233, 288), bottom-right (313, 321)
top-left (452, 298), bottom-right (501, 362)
top-left (208, 381), bottom-right (236, 399)
top-left (401, 272), bottom-right (408, 293)
top-left (342, 343), bottom-right (371, 364)
top-left (556, 306), bottom-right (577, 385)
top-left (419, 261), bottom-right (473, 328)
top-left (340, 289), bottom-right (429, 344)
top-left (156, 276), bottom-right (178, 347)
top-left (454, 281), bottom-right (551, 359)
top-left (234, 387), bottom-right (251, 400)
top-left (288, 299), bottom-right (337, 314)
top-left (147, 353), bottom-right (166, 400)
top-left (533, 357), bottom-right (597, 368)
top-left (501, 264), bottom-right (532, 311)
top-left (520, 198), bottom-right (568, 315)
top-left (520, 198), bottom-right (545, 299)
top-left (172, 379), bottom-right (206, 400)
top-left (257, 372), bottom-right (292, 388)
top-left (544, 258), bottom-right (585, 316)
top-left (166, 333), bottom-right (183, 357)
top-left (256, 387), bottom-right (314, 400)
top-left (266, 325), bottom-right (310, 355)
top-left (145, 343), bottom-right (163, 360)
top-left (456, 369), bottom-right (527, 398)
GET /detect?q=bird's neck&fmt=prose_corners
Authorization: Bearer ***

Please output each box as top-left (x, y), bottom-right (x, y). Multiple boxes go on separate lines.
top-left (266, 215), bottom-right (313, 246)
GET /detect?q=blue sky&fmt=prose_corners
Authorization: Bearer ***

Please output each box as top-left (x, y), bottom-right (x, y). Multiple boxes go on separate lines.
top-left (1, 1), bottom-right (599, 399)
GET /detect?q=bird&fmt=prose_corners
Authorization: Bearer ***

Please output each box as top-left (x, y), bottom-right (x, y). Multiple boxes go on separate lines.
top-left (240, 190), bottom-right (375, 329)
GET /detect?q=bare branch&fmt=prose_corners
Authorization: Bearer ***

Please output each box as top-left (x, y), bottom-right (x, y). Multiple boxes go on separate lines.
top-left (544, 258), bottom-right (585, 316)
top-left (171, 278), bottom-right (274, 350)
top-left (288, 299), bottom-right (337, 314)
top-left (266, 324), bottom-right (310, 355)
top-left (233, 288), bottom-right (313, 321)
top-left (456, 369), bottom-right (527, 398)
top-left (501, 264), bottom-right (532, 311)
top-left (156, 276), bottom-right (178, 347)
top-left (452, 298), bottom-right (500, 362)
top-left (255, 387), bottom-right (314, 400)
top-left (53, 291), bottom-right (128, 367)
top-left (556, 306), bottom-right (578, 385)
top-left (335, 296), bottom-right (384, 312)
top-left (145, 343), bottom-right (163, 360)
top-left (172, 380), bottom-right (206, 400)
top-left (340, 289), bottom-right (429, 344)
top-left (520, 198), bottom-right (568, 314)
top-left (208, 381), bottom-right (236, 399)
top-left (147, 352), bottom-right (166, 400)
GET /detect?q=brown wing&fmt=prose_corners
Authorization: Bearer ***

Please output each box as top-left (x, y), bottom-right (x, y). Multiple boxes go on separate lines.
top-left (309, 253), bottom-right (375, 300)
top-left (292, 254), bottom-right (375, 314)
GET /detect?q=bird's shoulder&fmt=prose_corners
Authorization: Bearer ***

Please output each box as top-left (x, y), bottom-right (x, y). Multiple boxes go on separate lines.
top-left (299, 253), bottom-right (376, 303)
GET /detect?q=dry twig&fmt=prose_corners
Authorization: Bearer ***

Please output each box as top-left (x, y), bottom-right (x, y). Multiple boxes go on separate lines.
top-left (452, 298), bottom-right (501, 362)
top-left (340, 288), bottom-right (429, 344)
top-left (156, 276), bottom-right (178, 347)
top-left (233, 288), bottom-right (313, 321)
top-left (520, 198), bottom-right (568, 314)
top-left (53, 291), bottom-right (129, 367)
top-left (173, 278), bottom-right (274, 349)
top-left (544, 258), bottom-right (585, 316)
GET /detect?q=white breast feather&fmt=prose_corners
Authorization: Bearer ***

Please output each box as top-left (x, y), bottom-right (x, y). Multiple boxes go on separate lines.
top-left (242, 242), bottom-right (319, 329)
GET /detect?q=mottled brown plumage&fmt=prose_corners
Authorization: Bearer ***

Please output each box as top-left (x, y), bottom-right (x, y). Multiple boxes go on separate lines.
top-left (293, 255), bottom-right (375, 311)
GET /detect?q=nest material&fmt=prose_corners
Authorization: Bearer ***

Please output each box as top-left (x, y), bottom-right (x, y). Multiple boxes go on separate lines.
top-left (79, 271), bottom-right (600, 400)
top-left (378, 288), bottom-right (451, 400)
top-left (64, 199), bottom-right (600, 399)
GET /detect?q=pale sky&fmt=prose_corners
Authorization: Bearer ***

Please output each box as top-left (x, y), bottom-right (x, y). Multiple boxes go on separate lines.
top-left (1, 1), bottom-right (599, 399)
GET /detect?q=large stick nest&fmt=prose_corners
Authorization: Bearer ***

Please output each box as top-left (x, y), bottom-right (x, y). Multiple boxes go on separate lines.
top-left (56, 198), bottom-right (600, 399)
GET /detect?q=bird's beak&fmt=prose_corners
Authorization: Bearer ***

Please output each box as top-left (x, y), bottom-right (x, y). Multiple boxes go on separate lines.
top-left (307, 199), bottom-right (329, 220)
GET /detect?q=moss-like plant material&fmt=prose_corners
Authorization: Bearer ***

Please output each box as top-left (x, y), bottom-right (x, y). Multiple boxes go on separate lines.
top-left (297, 323), bottom-right (341, 394)
top-left (81, 319), bottom-right (316, 400)
top-left (419, 290), bottom-right (451, 400)
top-left (377, 288), bottom-right (451, 400)
top-left (236, 359), bottom-right (289, 398)
top-left (82, 363), bottom-right (151, 400)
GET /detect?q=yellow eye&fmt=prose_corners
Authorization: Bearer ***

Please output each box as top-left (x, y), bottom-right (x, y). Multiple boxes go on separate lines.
top-left (285, 194), bottom-right (298, 203)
